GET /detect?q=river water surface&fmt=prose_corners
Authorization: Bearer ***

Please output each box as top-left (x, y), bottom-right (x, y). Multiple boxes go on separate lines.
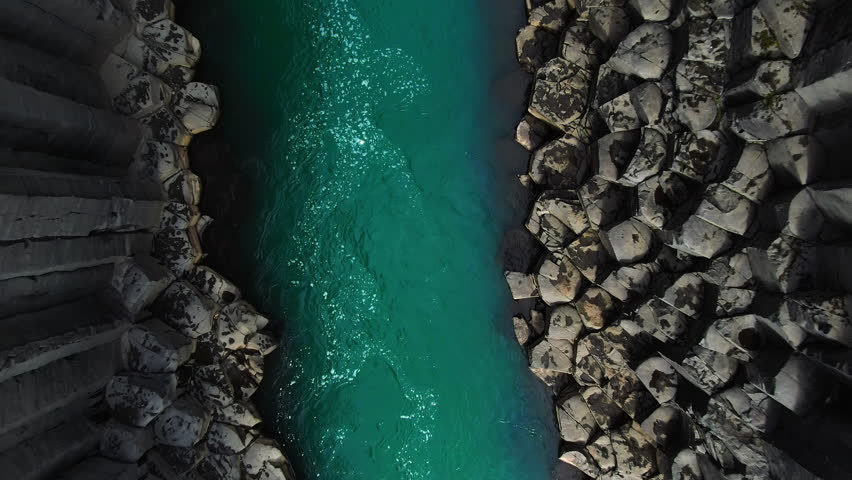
top-left (180, 1), bottom-right (558, 478)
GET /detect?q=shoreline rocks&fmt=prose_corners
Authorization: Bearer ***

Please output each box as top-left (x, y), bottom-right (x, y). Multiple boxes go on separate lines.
top-left (509, 0), bottom-right (852, 479)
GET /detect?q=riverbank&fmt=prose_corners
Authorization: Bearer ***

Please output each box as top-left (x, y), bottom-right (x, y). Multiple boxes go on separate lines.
top-left (506, 1), bottom-right (852, 478)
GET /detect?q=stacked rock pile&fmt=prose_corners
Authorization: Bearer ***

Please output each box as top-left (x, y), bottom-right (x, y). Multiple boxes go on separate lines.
top-left (508, 0), bottom-right (852, 478)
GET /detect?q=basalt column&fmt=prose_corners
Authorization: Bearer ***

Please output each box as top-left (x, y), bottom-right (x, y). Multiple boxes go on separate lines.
top-left (0, 1), bottom-right (294, 479)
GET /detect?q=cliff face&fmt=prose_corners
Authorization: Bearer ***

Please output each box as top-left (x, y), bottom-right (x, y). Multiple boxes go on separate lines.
top-left (0, 1), bottom-right (293, 479)
top-left (508, 0), bottom-right (852, 479)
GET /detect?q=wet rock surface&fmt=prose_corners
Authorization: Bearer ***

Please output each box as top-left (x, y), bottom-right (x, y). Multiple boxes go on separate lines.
top-left (510, 1), bottom-right (852, 478)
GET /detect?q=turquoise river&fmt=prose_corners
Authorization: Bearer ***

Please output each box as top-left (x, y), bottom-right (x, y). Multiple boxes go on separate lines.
top-left (180, 1), bottom-right (559, 478)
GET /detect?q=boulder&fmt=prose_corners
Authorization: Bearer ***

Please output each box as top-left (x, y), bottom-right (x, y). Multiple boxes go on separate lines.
top-left (629, 0), bottom-right (673, 21)
top-left (530, 135), bottom-right (590, 188)
top-left (242, 438), bottom-right (296, 480)
top-left (587, 434), bottom-right (616, 473)
top-left (600, 265), bottom-right (652, 302)
top-left (153, 281), bottom-right (215, 338)
top-left (589, 6), bottom-right (631, 48)
top-left (561, 23), bottom-right (605, 73)
top-left (636, 356), bottom-right (678, 404)
top-left (246, 332), bottom-right (278, 356)
top-left (660, 215), bottom-right (733, 259)
top-left (604, 367), bottom-right (656, 419)
top-left (608, 23), bottom-right (673, 80)
top-left (578, 175), bottom-right (632, 228)
top-left (640, 406), bottom-right (682, 448)
top-left (672, 449), bottom-right (702, 480)
top-left (746, 234), bottom-right (815, 293)
top-left (530, 367), bottom-right (574, 395)
top-left (599, 90), bottom-right (642, 133)
top-left (215, 402), bottom-right (263, 428)
top-left (515, 114), bottom-right (553, 151)
top-left (694, 184), bottom-right (757, 236)
top-left (672, 130), bottom-right (729, 184)
top-left (637, 171), bottom-right (690, 229)
top-left (190, 363), bottom-right (236, 409)
top-left (676, 93), bottom-right (720, 132)
top-left (557, 451), bottom-right (600, 478)
top-left (513, 315), bottom-right (532, 346)
top-left (125, 318), bottom-right (196, 373)
top-left (784, 292), bottom-right (852, 347)
top-left (722, 144), bottom-right (774, 203)
top-left (765, 135), bottom-right (825, 187)
top-left (516, 25), bottom-right (558, 73)
top-left (196, 454), bottom-right (241, 480)
top-left (529, 0), bottom-right (572, 32)
top-left (662, 273), bottom-right (704, 319)
top-left (152, 225), bottom-right (200, 277)
top-left (577, 287), bottom-right (619, 331)
top-left (530, 308), bottom-right (548, 336)
top-left (582, 386), bottom-right (626, 430)
top-left (675, 60), bottom-right (727, 97)
top-left (685, 0), bottom-right (735, 18)
top-left (757, 0), bottom-right (816, 58)
top-left (548, 304), bottom-right (586, 343)
top-left (530, 339), bottom-right (575, 373)
top-left (526, 190), bottom-right (590, 250)
top-left (529, 58), bottom-right (592, 131)
top-left (725, 60), bottom-right (793, 102)
top-left (154, 395), bottom-right (212, 448)
top-left (558, 395), bottom-right (598, 445)
top-left (106, 372), bottom-right (178, 427)
top-left (100, 420), bottom-right (154, 462)
top-left (610, 425), bottom-right (659, 478)
top-left (686, 18), bottom-right (730, 65)
top-left (565, 229), bottom-right (613, 282)
top-left (150, 443), bottom-right (210, 477)
top-left (111, 256), bottom-right (174, 318)
top-left (186, 266), bottom-right (241, 305)
top-left (593, 130), bottom-right (640, 182)
top-left (730, 6), bottom-right (784, 68)
top-left (206, 422), bottom-right (254, 455)
top-left (716, 287), bottom-right (757, 317)
top-left (746, 354), bottom-right (826, 415)
top-left (634, 297), bottom-right (691, 343)
top-left (602, 218), bottom-right (654, 264)
top-left (730, 91), bottom-right (812, 142)
top-left (620, 127), bottom-right (669, 187)
top-left (537, 252), bottom-right (586, 304)
top-left (668, 347), bottom-right (738, 394)
top-left (505, 272), bottom-right (540, 300)
top-left (594, 62), bottom-right (639, 109)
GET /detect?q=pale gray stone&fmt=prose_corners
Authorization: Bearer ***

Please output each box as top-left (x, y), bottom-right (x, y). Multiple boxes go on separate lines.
top-left (587, 433), bottom-right (616, 473)
top-left (154, 395), bottom-right (212, 448)
top-left (125, 318), bottom-right (195, 373)
top-left (589, 6), bottom-right (632, 47)
top-left (636, 356), bottom-right (678, 404)
top-left (660, 215), bottom-right (733, 259)
top-left (730, 6), bottom-right (784, 68)
top-left (153, 281), bottom-right (215, 338)
top-left (629, 0), bottom-right (673, 21)
top-left (672, 130), bottom-right (728, 184)
top-left (529, 0), bottom-right (571, 32)
top-left (558, 394), bottom-right (598, 445)
top-left (731, 91), bottom-right (812, 142)
top-left (640, 406), bottom-right (681, 448)
top-left (784, 292), bottom-right (852, 347)
top-left (111, 256), bottom-right (173, 318)
top-left (695, 183), bottom-right (757, 236)
top-left (561, 23), bottom-right (605, 73)
top-left (529, 58), bottom-right (593, 131)
top-left (515, 114), bottom-right (552, 151)
top-left (582, 386), bottom-right (626, 430)
top-left (621, 127), bottom-right (669, 187)
top-left (505, 272), bottom-right (540, 300)
top-left (637, 171), bottom-right (689, 229)
top-left (565, 229), bottom-right (613, 282)
top-left (106, 372), bottom-right (178, 427)
top-left (662, 273), bottom-right (704, 318)
top-left (723, 144), bottom-right (774, 203)
top-left (594, 130), bottom-right (641, 182)
top-left (577, 287), bottom-right (618, 331)
top-left (246, 332), bottom-right (278, 356)
top-left (675, 60), bottom-right (727, 97)
top-left (243, 438), bottom-right (296, 480)
top-left (516, 25), bottom-right (557, 73)
top-left (600, 90), bottom-right (642, 133)
top-left (635, 297), bottom-right (691, 343)
top-left (746, 234), bottom-right (816, 293)
top-left (676, 93), bottom-right (719, 132)
top-left (100, 420), bottom-right (154, 462)
top-left (602, 218), bottom-right (654, 264)
top-left (530, 339), bottom-right (574, 373)
top-left (716, 287), bottom-right (757, 317)
top-left (610, 425), bottom-right (658, 478)
top-left (609, 23), bottom-right (673, 80)
top-left (746, 354), bottom-right (825, 415)
top-left (206, 422), bottom-right (253, 455)
top-left (757, 0), bottom-right (816, 59)
top-left (558, 451), bottom-right (601, 477)
top-left (190, 363), bottom-right (236, 410)
top-left (578, 175), bottom-right (631, 227)
top-left (765, 135), bottom-right (825, 187)
top-left (726, 60), bottom-right (793, 102)
top-left (215, 402), bottom-right (263, 428)
top-left (686, 18), bottom-right (730, 65)
top-left (529, 135), bottom-right (590, 188)
top-left (526, 190), bottom-right (590, 250)
top-left (548, 304), bottom-right (585, 343)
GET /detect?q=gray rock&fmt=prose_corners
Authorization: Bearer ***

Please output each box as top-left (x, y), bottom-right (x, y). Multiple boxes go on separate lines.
top-left (702, 252), bottom-right (755, 288)
top-left (151, 443), bottom-right (210, 477)
top-left (669, 347), bottom-right (738, 394)
top-left (582, 386), bottom-right (626, 430)
top-left (529, 135), bottom-right (590, 188)
top-left (730, 6), bottom-right (784, 68)
top-left (784, 292), bottom-right (852, 347)
top-left (675, 60), bottom-right (727, 97)
top-left (516, 25), bottom-right (558, 73)
top-left (246, 332), bottom-right (278, 356)
top-left (746, 354), bottom-right (825, 415)
top-left (196, 453), bottom-right (241, 480)
top-left (608, 23), bottom-right (673, 80)
top-left (589, 6), bottom-right (632, 47)
top-left (215, 402), bottom-right (263, 428)
top-left (716, 287), bottom-right (757, 317)
top-left (722, 144), bottom-right (774, 203)
top-left (635, 297), bottom-right (691, 343)
top-left (153, 226), bottom-right (200, 277)
top-left (558, 450), bottom-right (600, 478)
top-left (636, 356), bottom-right (678, 404)
top-left (686, 18), bottom-right (730, 65)
top-left (602, 218), bottom-right (654, 264)
top-left (640, 406), bottom-right (681, 448)
top-left (701, 315), bottom-right (767, 361)
top-left (594, 62), bottom-right (639, 109)
top-left (529, 0), bottom-right (572, 32)
top-left (153, 281), bottom-right (215, 339)
top-left (594, 130), bottom-right (641, 182)
top-left (694, 183), bottom-right (757, 236)
top-left (629, 0), bottom-right (673, 21)
top-left (565, 229), bottom-right (613, 282)
top-left (577, 287), bottom-right (618, 331)
top-left (106, 372), bottom-right (178, 427)
top-left (726, 60), bottom-right (793, 102)
top-left (561, 23), bottom-right (605, 73)
top-left (530, 308), bottom-right (547, 336)
top-left (757, 0), bottom-right (816, 59)
top-left (154, 395), bottom-right (212, 448)
top-left (765, 135), bottom-right (825, 187)
top-left (513, 315), bottom-right (531, 346)
top-left (515, 114), bottom-right (552, 151)
top-left (660, 215), bottom-right (733, 259)
top-left (676, 93), bottom-right (720, 132)
top-left (610, 425), bottom-right (659, 478)
top-left (190, 363), bottom-right (236, 409)
top-left (637, 171), bottom-right (690, 229)
top-left (731, 91), bottom-right (812, 142)
top-left (529, 58), bottom-right (592, 131)
top-left (505, 272), bottom-right (540, 300)
top-left (548, 304), bottom-right (586, 343)
top-left (578, 175), bottom-right (632, 228)
top-left (100, 420), bottom-right (154, 462)
top-left (746, 234), bottom-right (815, 293)
top-left (206, 422), bottom-right (254, 455)
top-left (600, 265), bottom-right (652, 302)
top-left (558, 395), bottom-right (598, 445)
top-left (186, 266), bottom-right (241, 305)
top-left (527, 190), bottom-right (590, 250)
top-left (662, 273), bottom-right (705, 318)
top-left (621, 127), bottom-right (669, 187)
top-left (685, 0), bottom-right (735, 18)
top-left (672, 449), bottom-right (702, 480)
top-left (530, 339), bottom-right (575, 373)
top-left (672, 130), bottom-right (729, 184)
top-left (125, 318), bottom-right (195, 373)
top-left (587, 434), bottom-right (616, 473)
top-left (604, 367), bottom-right (656, 419)
top-left (600, 90), bottom-right (643, 133)
top-left (530, 367), bottom-right (574, 395)
top-left (111, 256), bottom-right (174, 318)
top-left (242, 438), bottom-right (296, 480)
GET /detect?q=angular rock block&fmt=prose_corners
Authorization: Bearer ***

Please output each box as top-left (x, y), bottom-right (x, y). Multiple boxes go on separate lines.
top-left (190, 363), bottom-right (236, 409)
top-left (505, 272), bottom-right (540, 300)
top-left (746, 234), bottom-right (816, 293)
top-left (526, 190), bottom-right (590, 250)
top-left (111, 256), bottom-right (174, 318)
top-left (662, 273), bottom-right (704, 318)
top-left (172, 82), bottom-right (221, 135)
top-left (602, 218), bottom-right (654, 264)
top-left (206, 422), bottom-right (255, 455)
top-left (672, 130), bottom-right (729, 184)
top-left (125, 318), bottom-right (195, 373)
top-left (537, 252), bottom-right (586, 305)
top-left (589, 6), bottom-right (631, 48)
top-left (660, 215), bottom-right (733, 260)
top-left (723, 144), bottom-right (774, 203)
top-left (636, 356), bottom-right (678, 404)
top-left (630, 0), bottom-right (674, 21)
top-left (516, 25), bottom-right (557, 73)
top-left (620, 127), bottom-right (669, 186)
top-left (153, 281), bottom-right (215, 338)
top-left (565, 229), bottom-right (612, 283)
top-left (529, 0), bottom-right (571, 33)
top-left (513, 315), bottom-right (531, 346)
top-left (561, 23), bottom-right (604, 73)
top-left (123, 19), bottom-right (201, 76)
top-left (529, 135), bottom-right (590, 188)
top-left (242, 438), bottom-right (297, 480)
top-left (186, 266), bottom-right (241, 305)
top-left (593, 130), bottom-right (640, 182)
top-left (529, 58), bottom-right (592, 131)
top-left (246, 332), bottom-right (278, 356)
top-left (132, 140), bottom-right (189, 183)
top-left (99, 420), bottom-right (154, 462)
top-left (600, 83), bottom-right (664, 133)
top-left (635, 297), bottom-right (692, 343)
top-left (106, 372), bottom-right (178, 427)
top-left (578, 175), bottom-right (632, 228)
top-left (694, 183), bottom-right (757, 236)
top-left (757, 0), bottom-right (816, 59)
top-left (765, 135), bottom-right (825, 187)
top-left (153, 395), bottom-right (212, 448)
top-left (163, 169), bottom-right (202, 205)
top-left (730, 91), bottom-right (812, 142)
top-left (686, 17), bottom-right (731, 65)
top-left (530, 339), bottom-right (574, 373)
top-left (637, 171), bottom-right (689, 229)
top-left (215, 402), bottom-right (263, 429)
top-left (548, 304), bottom-right (585, 343)
top-left (577, 287), bottom-right (618, 331)
top-left (515, 114), bottom-right (552, 151)
top-left (557, 395), bottom-right (598, 446)
top-left (608, 23), bottom-right (673, 80)
top-left (726, 60), bottom-right (793, 102)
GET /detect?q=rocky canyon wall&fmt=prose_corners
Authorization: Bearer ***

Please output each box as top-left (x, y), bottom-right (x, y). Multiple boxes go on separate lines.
top-left (508, 0), bottom-right (852, 479)
top-left (0, 1), bottom-right (293, 479)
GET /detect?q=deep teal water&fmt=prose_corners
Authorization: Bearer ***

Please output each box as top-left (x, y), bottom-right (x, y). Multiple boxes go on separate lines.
top-left (180, 1), bottom-right (558, 478)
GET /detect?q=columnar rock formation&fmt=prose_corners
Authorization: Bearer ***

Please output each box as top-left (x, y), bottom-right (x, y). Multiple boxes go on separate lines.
top-left (0, 1), bottom-right (294, 479)
top-left (510, 0), bottom-right (852, 479)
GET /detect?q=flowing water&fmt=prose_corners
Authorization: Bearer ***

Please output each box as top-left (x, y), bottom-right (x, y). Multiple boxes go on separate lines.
top-left (180, 1), bottom-right (558, 478)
